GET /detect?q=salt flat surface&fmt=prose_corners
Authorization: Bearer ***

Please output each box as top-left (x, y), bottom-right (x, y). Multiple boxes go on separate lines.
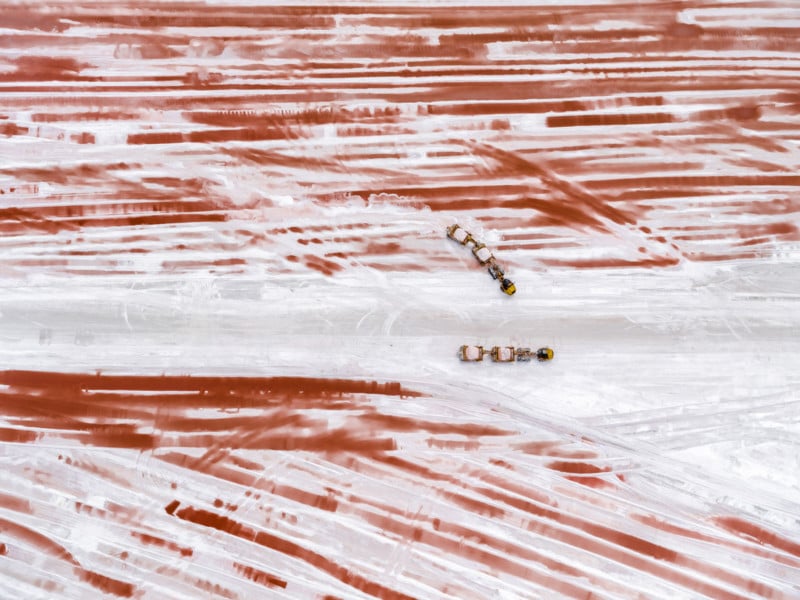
top-left (1, 1), bottom-right (800, 598)
top-left (2, 262), bottom-right (799, 598)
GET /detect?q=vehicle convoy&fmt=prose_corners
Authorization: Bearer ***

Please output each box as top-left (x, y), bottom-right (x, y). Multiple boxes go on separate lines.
top-left (448, 224), bottom-right (554, 363)
top-left (459, 345), bottom-right (554, 363)
top-left (447, 224), bottom-right (516, 295)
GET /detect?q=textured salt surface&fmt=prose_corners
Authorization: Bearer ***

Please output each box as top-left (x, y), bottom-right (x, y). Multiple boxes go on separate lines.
top-left (1, 1), bottom-right (799, 598)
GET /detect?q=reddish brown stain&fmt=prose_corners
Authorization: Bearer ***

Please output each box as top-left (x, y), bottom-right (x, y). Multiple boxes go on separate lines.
top-left (170, 503), bottom-right (416, 600)
top-left (737, 236), bottom-right (770, 247)
top-left (0, 122), bottom-right (27, 136)
top-left (0, 492), bottom-right (31, 514)
top-left (304, 255), bottom-right (343, 276)
top-left (367, 455), bottom-right (506, 517)
top-left (156, 411), bottom-right (322, 434)
top-left (359, 413), bottom-right (513, 437)
top-left (715, 517), bottom-right (800, 558)
top-left (66, 11), bottom-right (336, 29)
top-left (30, 111), bottom-right (140, 122)
top-left (320, 182), bottom-right (527, 206)
top-left (125, 131), bottom-right (185, 145)
top-left (365, 454), bottom-right (773, 597)
top-left (68, 424), bottom-right (156, 450)
top-left (472, 142), bottom-right (639, 229)
top-left (737, 221), bottom-right (799, 240)
top-left (515, 440), bottom-right (563, 455)
top-left (0, 427), bottom-right (38, 443)
top-left (131, 531), bottom-right (193, 557)
top-left (360, 262), bottom-right (431, 272)
top-left (343, 493), bottom-right (603, 592)
top-left (587, 174), bottom-right (800, 191)
top-left (549, 159), bottom-right (705, 178)
top-left (5, 56), bottom-right (91, 82)
top-left (547, 460), bottom-right (616, 488)
top-left (446, 94), bottom-right (664, 115)
top-left (542, 256), bottom-right (680, 269)
top-left (364, 241), bottom-right (402, 255)
top-left (191, 109), bottom-right (337, 128)
top-left (187, 126), bottom-right (300, 144)
top-left (161, 455), bottom-right (345, 518)
top-left (425, 437), bottom-right (481, 451)
top-left (70, 132), bottom-right (95, 144)
top-left (635, 514), bottom-right (715, 541)
top-left (547, 460), bottom-right (610, 475)
top-left (475, 473), bottom-right (556, 512)
top-left (686, 251), bottom-right (758, 263)
top-left (246, 430), bottom-right (397, 453)
top-left (191, 578), bottom-right (237, 599)
top-left (635, 513), bottom-right (800, 570)
top-left (271, 485), bottom-right (338, 512)
top-left (691, 104), bottom-right (761, 123)
top-left (471, 482), bottom-right (558, 522)
top-left (78, 569), bottom-right (135, 598)
top-left (139, 42), bottom-right (182, 60)
top-left (233, 563), bottom-right (287, 589)
top-left (0, 517), bottom-right (135, 596)
top-left (726, 156), bottom-right (790, 173)
top-left (0, 517), bottom-right (78, 565)
top-left (357, 510), bottom-right (597, 598)
top-left (580, 522), bottom-right (678, 562)
top-left (0, 6), bottom-right (70, 32)
top-left (547, 112), bottom-right (675, 127)
top-left (162, 257), bottom-right (246, 270)
top-left (0, 371), bottom-right (415, 398)
top-left (0, 371), bottom-right (423, 458)
top-left (151, 424), bottom-right (394, 453)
